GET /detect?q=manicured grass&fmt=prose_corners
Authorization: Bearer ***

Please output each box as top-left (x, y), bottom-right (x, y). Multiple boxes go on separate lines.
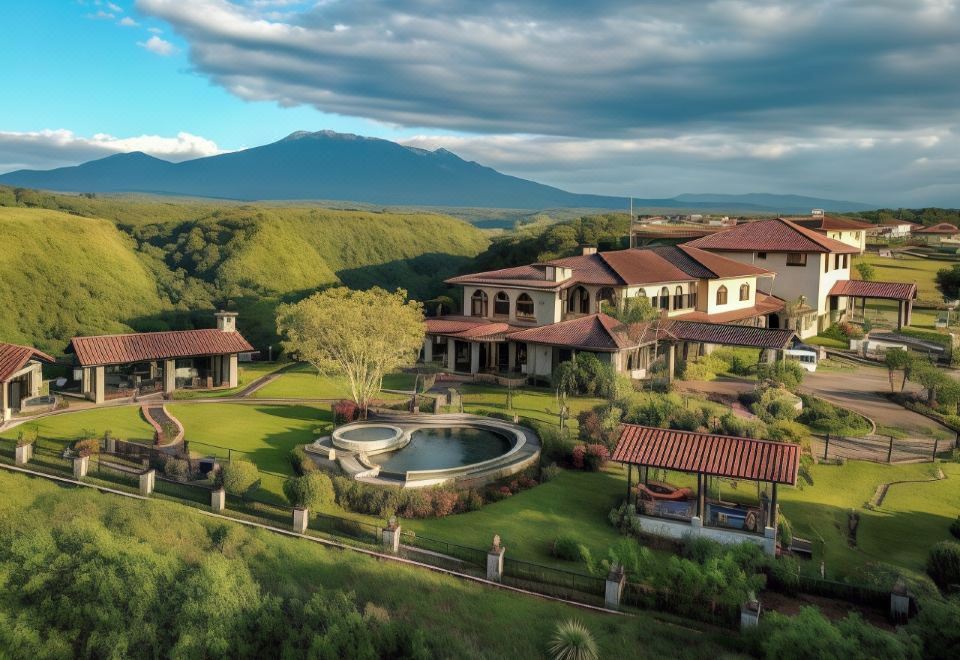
top-left (805, 335), bottom-right (848, 349)
top-left (855, 253), bottom-right (943, 304)
top-left (457, 383), bottom-right (607, 430)
top-left (0, 468), bottom-right (738, 659)
top-left (0, 405), bottom-right (155, 444)
top-left (168, 402), bottom-right (332, 503)
top-left (172, 361), bottom-right (287, 399)
top-left (251, 363), bottom-right (412, 401)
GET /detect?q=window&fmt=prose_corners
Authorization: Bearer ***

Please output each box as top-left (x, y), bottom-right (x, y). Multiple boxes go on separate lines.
top-left (834, 254), bottom-right (840, 269)
top-left (786, 253), bottom-right (807, 266)
top-left (470, 290), bottom-right (488, 317)
top-left (716, 285), bottom-right (728, 306)
top-left (674, 285), bottom-right (684, 309)
top-left (568, 286), bottom-right (590, 314)
top-left (516, 293), bottom-right (535, 320)
top-left (757, 252), bottom-right (767, 259)
top-left (659, 286), bottom-right (670, 310)
top-left (824, 255), bottom-right (829, 273)
top-left (842, 254), bottom-right (849, 268)
top-left (493, 291), bottom-right (510, 316)
top-left (739, 283), bottom-right (750, 301)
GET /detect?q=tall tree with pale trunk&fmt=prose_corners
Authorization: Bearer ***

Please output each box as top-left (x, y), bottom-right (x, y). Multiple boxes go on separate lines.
top-left (277, 287), bottom-right (425, 414)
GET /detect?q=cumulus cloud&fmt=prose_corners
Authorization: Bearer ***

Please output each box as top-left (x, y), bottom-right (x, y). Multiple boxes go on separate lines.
top-left (137, 34), bottom-right (176, 55)
top-left (0, 130), bottom-right (222, 172)
top-left (118, 16), bottom-right (139, 27)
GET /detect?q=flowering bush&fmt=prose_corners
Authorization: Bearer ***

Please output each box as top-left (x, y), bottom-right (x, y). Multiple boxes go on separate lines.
top-left (73, 438), bottom-right (100, 457)
top-left (572, 443), bottom-right (609, 471)
top-left (431, 489), bottom-right (459, 517)
top-left (333, 399), bottom-right (363, 424)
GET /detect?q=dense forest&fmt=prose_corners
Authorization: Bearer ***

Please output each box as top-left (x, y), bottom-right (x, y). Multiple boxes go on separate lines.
top-left (846, 208), bottom-right (960, 226)
top-left (0, 187), bottom-right (488, 353)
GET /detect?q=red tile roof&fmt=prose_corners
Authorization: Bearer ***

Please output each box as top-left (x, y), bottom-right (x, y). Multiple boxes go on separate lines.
top-left (67, 329), bottom-right (254, 367)
top-left (828, 280), bottom-right (918, 301)
top-left (445, 264), bottom-right (562, 289)
top-left (790, 215), bottom-right (873, 231)
top-left (914, 223), bottom-right (960, 234)
top-left (879, 219), bottom-right (921, 228)
top-left (548, 253), bottom-right (623, 285)
top-left (613, 425), bottom-right (800, 485)
top-left (663, 319), bottom-right (796, 349)
top-left (671, 292), bottom-right (786, 324)
top-left (425, 317), bottom-right (520, 342)
top-left (686, 218), bottom-right (860, 254)
top-left (0, 343), bottom-right (55, 383)
top-left (507, 313), bottom-right (645, 351)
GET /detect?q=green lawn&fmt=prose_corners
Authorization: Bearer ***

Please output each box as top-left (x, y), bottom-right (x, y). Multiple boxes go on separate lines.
top-left (173, 361), bottom-right (287, 399)
top-left (0, 469), bottom-right (738, 659)
top-left (805, 335), bottom-right (848, 349)
top-left (0, 405), bottom-right (155, 444)
top-left (168, 402), bottom-right (332, 503)
top-left (855, 253), bottom-right (943, 305)
top-left (456, 383), bottom-right (607, 430)
top-left (252, 363), bottom-right (413, 401)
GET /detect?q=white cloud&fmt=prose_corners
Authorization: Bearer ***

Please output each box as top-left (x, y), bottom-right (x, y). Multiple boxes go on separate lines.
top-left (0, 129), bottom-right (222, 172)
top-left (147, 26), bottom-right (163, 33)
top-left (137, 34), bottom-right (176, 56)
top-left (107, 2), bottom-right (123, 12)
top-left (118, 16), bottom-right (139, 27)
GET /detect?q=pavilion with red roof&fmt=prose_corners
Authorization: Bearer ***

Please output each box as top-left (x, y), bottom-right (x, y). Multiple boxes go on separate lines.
top-left (0, 342), bottom-right (55, 423)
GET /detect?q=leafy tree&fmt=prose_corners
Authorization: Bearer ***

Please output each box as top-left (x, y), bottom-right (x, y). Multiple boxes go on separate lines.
top-left (936, 264), bottom-right (960, 301)
top-left (601, 295), bottom-right (660, 324)
top-left (283, 471), bottom-right (336, 511)
top-left (907, 597), bottom-right (960, 658)
top-left (220, 459), bottom-right (260, 499)
top-left (855, 262), bottom-right (876, 281)
top-left (277, 287), bottom-right (425, 413)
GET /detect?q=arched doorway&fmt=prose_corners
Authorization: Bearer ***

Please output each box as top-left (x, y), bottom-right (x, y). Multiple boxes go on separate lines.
top-left (568, 286), bottom-right (590, 314)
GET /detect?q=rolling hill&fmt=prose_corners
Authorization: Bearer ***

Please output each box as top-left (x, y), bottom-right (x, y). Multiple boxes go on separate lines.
top-left (0, 130), bottom-right (873, 212)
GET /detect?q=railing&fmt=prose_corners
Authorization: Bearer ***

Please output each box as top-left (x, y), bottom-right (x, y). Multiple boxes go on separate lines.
top-left (502, 557), bottom-right (605, 600)
top-left (400, 531), bottom-right (487, 568)
top-left (622, 581), bottom-right (740, 628)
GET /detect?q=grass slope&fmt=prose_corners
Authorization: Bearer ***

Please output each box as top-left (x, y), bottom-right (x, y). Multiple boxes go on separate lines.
top-left (0, 207), bottom-right (171, 352)
top-left (0, 406), bottom-right (156, 444)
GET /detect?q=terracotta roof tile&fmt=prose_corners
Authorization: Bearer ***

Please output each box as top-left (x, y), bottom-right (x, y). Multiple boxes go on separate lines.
top-left (613, 425), bottom-right (800, 485)
top-left (671, 292), bottom-right (786, 324)
top-left (548, 254), bottom-right (623, 285)
top-left (686, 218), bottom-right (860, 254)
top-left (0, 343), bottom-right (55, 383)
top-left (68, 329), bottom-right (254, 367)
top-left (507, 313), bottom-right (646, 351)
top-left (914, 223), bottom-right (960, 234)
top-left (789, 215), bottom-right (873, 231)
top-left (829, 280), bottom-right (917, 301)
top-left (445, 265), bottom-right (561, 289)
top-left (663, 319), bottom-right (795, 349)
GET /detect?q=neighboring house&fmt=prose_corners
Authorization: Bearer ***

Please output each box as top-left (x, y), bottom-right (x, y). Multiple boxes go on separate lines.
top-left (686, 218), bottom-right (863, 338)
top-left (788, 212), bottom-right (872, 253)
top-left (66, 312), bottom-right (253, 404)
top-left (869, 219), bottom-right (921, 239)
top-left (424, 245), bottom-right (789, 379)
top-left (0, 343), bottom-right (55, 422)
top-left (913, 223), bottom-right (960, 246)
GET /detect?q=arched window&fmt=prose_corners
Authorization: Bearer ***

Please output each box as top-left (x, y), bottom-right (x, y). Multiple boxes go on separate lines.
top-left (597, 287), bottom-right (616, 311)
top-left (493, 291), bottom-right (510, 317)
top-left (568, 286), bottom-right (590, 314)
top-left (674, 285), bottom-right (684, 309)
top-left (516, 293), bottom-right (535, 320)
top-left (739, 283), bottom-right (750, 301)
top-left (470, 290), bottom-right (488, 317)
top-left (716, 285), bottom-right (728, 306)
top-left (659, 286), bottom-right (670, 310)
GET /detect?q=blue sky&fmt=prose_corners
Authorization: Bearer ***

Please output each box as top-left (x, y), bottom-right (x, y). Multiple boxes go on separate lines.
top-left (2, 0), bottom-right (959, 206)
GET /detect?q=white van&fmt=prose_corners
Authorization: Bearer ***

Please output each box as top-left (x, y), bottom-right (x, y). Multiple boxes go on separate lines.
top-left (784, 347), bottom-right (818, 372)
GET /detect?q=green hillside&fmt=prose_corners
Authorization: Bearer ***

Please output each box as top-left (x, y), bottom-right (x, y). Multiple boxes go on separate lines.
top-left (0, 189), bottom-right (489, 353)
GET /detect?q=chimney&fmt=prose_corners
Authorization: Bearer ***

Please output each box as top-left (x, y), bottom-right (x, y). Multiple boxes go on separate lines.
top-left (215, 310), bottom-right (238, 333)
top-left (582, 246), bottom-right (598, 256)
top-left (811, 208), bottom-right (825, 217)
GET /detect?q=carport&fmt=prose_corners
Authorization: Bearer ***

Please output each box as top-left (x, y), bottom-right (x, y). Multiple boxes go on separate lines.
top-left (828, 280), bottom-right (917, 329)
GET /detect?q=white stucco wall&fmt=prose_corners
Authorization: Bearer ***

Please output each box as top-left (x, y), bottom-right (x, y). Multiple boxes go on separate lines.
top-left (824, 230), bottom-right (866, 252)
top-left (461, 285), bottom-right (561, 325)
top-left (705, 276), bottom-right (756, 314)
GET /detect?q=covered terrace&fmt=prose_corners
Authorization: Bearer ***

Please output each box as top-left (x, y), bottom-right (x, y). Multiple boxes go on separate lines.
top-left (0, 343), bottom-right (55, 423)
top-left (613, 425), bottom-right (799, 555)
top-left (660, 320), bottom-right (798, 381)
top-left (828, 280), bottom-right (917, 329)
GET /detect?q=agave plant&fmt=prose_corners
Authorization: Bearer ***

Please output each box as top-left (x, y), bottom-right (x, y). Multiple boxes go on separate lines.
top-left (547, 619), bottom-right (598, 660)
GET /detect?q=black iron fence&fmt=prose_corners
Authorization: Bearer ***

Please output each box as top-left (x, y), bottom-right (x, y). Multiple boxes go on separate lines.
top-left (400, 531), bottom-right (487, 569)
top-left (817, 432), bottom-right (943, 464)
top-left (622, 581), bottom-right (740, 628)
top-left (502, 557), bottom-right (605, 602)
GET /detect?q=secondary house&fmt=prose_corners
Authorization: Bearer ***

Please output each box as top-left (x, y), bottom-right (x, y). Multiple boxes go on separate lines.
top-left (913, 223), bottom-right (960, 247)
top-left (423, 245), bottom-right (793, 380)
top-left (788, 211), bottom-right (871, 254)
top-left (65, 312), bottom-right (253, 404)
top-left (0, 343), bottom-right (55, 423)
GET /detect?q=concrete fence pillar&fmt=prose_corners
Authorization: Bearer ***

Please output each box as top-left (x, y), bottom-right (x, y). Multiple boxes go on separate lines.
top-left (763, 526), bottom-right (777, 556)
top-left (382, 521), bottom-right (401, 554)
top-left (486, 534), bottom-right (505, 582)
top-left (15, 443), bottom-right (33, 466)
top-left (740, 598), bottom-right (761, 629)
top-left (211, 488), bottom-right (226, 512)
top-left (139, 469), bottom-right (155, 496)
top-left (890, 578), bottom-right (911, 624)
top-left (73, 455), bottom-right (89, 479)
top-left (105, 436), bottom-right (117, 454)
top-left (293, 507), bottom-right (309, 534)
top-left (604, 564), bottom-right (626, 610)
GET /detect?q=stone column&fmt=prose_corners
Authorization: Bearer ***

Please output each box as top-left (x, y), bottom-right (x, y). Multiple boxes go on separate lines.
top-left (890, 578), bottom-right (911, 624)
top-left (604, 564), bottom-right (626, 610)
top-left (293, 507), bottom-right (309, 533)
top-left (228, 354), bottom-right (238, 389)
top-left (469, 342), bottom-right (480, 374)
top-left (73, 455), bottom-right (89, 479)
top-left (447, 339), bottom-right (456, 371)
top-left (422, 338), bottom-right (433, 363)
top-left (740, 598), bottom-right (761, 629)
top-left (15, 442), bottom-right (32, 465)
top-left (163, 359), bottom-right (176, 395)
top-left (507, 342), bottom-right (517, 371)
top-left (211, 488), bottom-right (226, 512)
top-left (93, 366), bottom-right (105, 404)
top-left (763, 526), bottom-right (777, 556)
top-left (29, 363), bottom-right (41, 397)
top-left (667, 344), bottom-right (676, 383)
top-left (139, 469), bottom-right (155, 495)
top-left (0, 382), bottom-right (9, 423)
top-left (81, 367), bottom-right (91, 397)
top-left (382, 520), bottom-right (401, 554)
top-left (486, 535), bottom-right (505, 582)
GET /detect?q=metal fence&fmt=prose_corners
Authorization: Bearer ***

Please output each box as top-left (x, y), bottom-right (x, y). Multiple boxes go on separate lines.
top-left (622, 581), bottom-right (740, 628)
top-left (815, 432), bottom-right (944, 464)
top-left (502, 557), bottom-right (605, 601)
top-left (400, 531), bottom-right (488, 569)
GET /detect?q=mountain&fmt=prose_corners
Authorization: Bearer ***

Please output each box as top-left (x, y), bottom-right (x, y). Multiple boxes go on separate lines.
top-left (0, 130), bottom-right (873, 211)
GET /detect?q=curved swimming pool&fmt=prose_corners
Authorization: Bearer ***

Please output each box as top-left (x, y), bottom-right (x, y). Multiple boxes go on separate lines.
top-left (367, 426), bottom-right (512, 474)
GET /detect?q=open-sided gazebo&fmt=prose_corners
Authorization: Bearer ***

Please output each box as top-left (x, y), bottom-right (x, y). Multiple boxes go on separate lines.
top-left (613, 424), bottom-right (800, 555)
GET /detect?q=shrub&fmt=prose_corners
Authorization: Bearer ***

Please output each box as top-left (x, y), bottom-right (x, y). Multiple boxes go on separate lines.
top-left (668, 406), bottom-right (706, 432)
top-left (551, 536), bottom-right (585, 562)
top-left (333, 399), bottom-right (362, 424)
top-left (290, 445), bottom-right (318, 475)
top-left (400, 490), bottom-right (434, 518)
top-left (73, 438), bottom-right (100, 457)
top-left (459, 490), bottom-right (485, 512)
top-left (547, 620), bottom-right (598, 660)
top-left (283, 471), bottom-right (335, 510)
top-left (757, 361), bottom-right (805, 391)
top-left (717, 412), bottom-right (766, 439)
top-left (757, 607), bottom-right (917, 660)
top-left (951, 516), bottom-right (960, 540)
top-left (220, 460), bottom-right (260, 499)
top-left (583, 444), bottom-right (609, 471)
top-left (681, 353), bottom-right (731, 381)
top-left (926, 541), bottom-right (960, 589)
top-left (552, 353), bottom-right (617, 398)
top-left (767, 420), bottom-right (807, 443)
top-left (627, 394), bottom-right (679, 427)
top-left (162, 457), bottom-right (191, 482)
top-left (431, 488), bottom-right (459, 517)
top-left (541, 463), bottom-right (562, 482)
